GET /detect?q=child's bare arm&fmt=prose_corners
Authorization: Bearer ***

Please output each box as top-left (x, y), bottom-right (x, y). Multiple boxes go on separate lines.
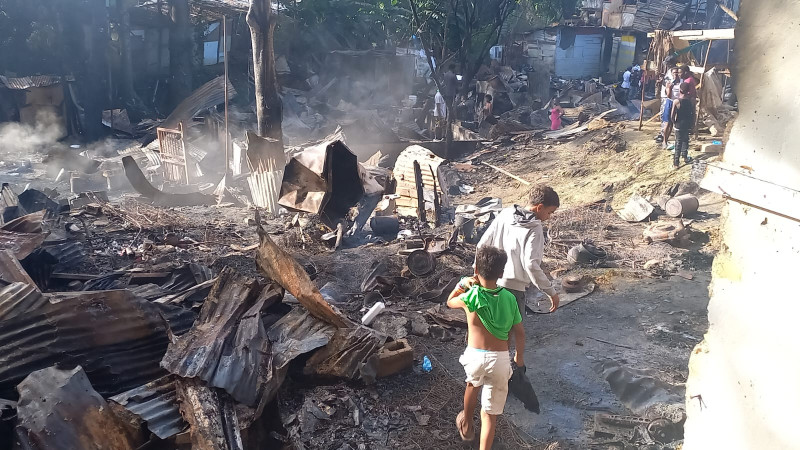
top-left (447, 276), bottom-right (477, 302)
top-left (446, 294), bottom-right (466, 310)
top-left (511, 322), bottom-right (525, 367)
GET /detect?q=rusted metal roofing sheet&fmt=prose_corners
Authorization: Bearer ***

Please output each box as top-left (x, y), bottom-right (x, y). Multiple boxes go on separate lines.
top-left (109, 376), bottom-right (186, 439)
top-left (16, 366), bottom-right (144, 450)
top-left (0, 282), bottom-right (46, 321)
top-left (0, 229), bottom-right (47, 260)
top-left (160, 267), bottom-right (281, 406)
top-left (0, 290), bottom-right (195, 398)
top-left (632, 0), bottom-right (688, 32)
top-left (0, 75), bottom-right (62, 90)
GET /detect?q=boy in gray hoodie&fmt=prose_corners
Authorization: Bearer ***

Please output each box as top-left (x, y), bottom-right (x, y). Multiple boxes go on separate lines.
top-left (476, 185), bottom-right (561, 315)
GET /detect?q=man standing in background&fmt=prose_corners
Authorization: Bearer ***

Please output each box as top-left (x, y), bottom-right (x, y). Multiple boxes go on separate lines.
top-left (443, 64), bottom-right (459, 110)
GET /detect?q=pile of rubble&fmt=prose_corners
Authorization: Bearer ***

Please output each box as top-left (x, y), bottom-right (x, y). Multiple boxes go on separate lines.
top-left (0, 179), bottom-right (448, 449)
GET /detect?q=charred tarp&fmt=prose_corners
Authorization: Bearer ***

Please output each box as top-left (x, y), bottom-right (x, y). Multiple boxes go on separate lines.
top-left (278, 130), bottom-right (365, 227)
top-left (161, 267), bottom-right (281, 406)
top-left (15, 366), bottom-right (145, 450)
top-left (0, 289), bottom-right (196, 398)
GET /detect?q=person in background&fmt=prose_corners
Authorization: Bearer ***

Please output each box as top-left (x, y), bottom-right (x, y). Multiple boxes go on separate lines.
top-left (671, 82), bottom-right (696, 168)
top-left (657, 66), bottom-right (681, 146)
top-left (549, 100), bottom-right (564, 131)
top-left (621, 67), bottom-right (632, 101)
top-left (434, 89), bottom-right (447, 139)
top-left (479, 94), bottom-right (494, 125)
top-left (444, 64), bottom-right (459, 108)
top-left (678, 66), bottom-right (697, 101)
top-left (447, 245), bottom-right (524, 450)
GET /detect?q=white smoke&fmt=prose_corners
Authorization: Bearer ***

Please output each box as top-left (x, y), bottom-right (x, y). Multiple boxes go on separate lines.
top-left (0, 108), bottom-right (66, 156)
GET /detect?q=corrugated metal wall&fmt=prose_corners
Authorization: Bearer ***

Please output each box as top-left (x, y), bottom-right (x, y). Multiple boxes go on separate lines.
top-left (555, 31), bottom-right (604, 79)
top-left (524, 30), bottom-right (557, 73)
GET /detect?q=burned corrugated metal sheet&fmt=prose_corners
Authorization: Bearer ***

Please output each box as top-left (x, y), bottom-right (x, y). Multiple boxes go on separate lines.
top-left (15, 366), bottom-right (144, 450)
top-left (161, 267), bottom-right (281, 406)
top-left (246, 132), bottom-right (284, 213)
top-left (0, 211), bottom-right (44, 234)
top-left (0, 290), bottom-right (195, 398)
top-left (0, 75), bottom-right (62, 90)
top-left (632, 0), bottom-right (688, 33)
top-left (278, 130), bottom-right (365, 226)
top-left (162, 76), bottom-right (236, 129)
top-left (305, 326), bottom-right (386, 382)
top-left (260, 308), bottom-right (336, 405)
top-left (39, 241), bottom-right (86, 272)
top-left (0, 282), bottom-right (46, 321)
top-left (255, 219), bottom-right (350, 328)
top-left (109, 376), bottom-right (186, 439)
top-left (0, 229), bottom-right (47, 260)
top-left (82, 273), bottom-right (126, 291)
top-left (129, 283), bottom-right (169, 300)
top-left (160, 263), bottom-right (213, 292)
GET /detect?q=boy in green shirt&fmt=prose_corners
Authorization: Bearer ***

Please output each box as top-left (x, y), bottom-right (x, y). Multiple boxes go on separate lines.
top-left (447, 246), bottom-right (525, 450)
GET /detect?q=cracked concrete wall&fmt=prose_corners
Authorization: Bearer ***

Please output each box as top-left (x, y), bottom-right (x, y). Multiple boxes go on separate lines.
top-left (683, 1), bottom-right (800, 449)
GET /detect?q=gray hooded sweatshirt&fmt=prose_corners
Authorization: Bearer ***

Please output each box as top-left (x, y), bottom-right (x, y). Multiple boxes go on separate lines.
top-left (476, 205), bottom-right (557, 296)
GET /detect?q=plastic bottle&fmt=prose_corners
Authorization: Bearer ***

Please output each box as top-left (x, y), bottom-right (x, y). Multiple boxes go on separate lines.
top-left (422, 356), bottom-right (432, 372)
top-left (360, 301), bottom-right (385, 325)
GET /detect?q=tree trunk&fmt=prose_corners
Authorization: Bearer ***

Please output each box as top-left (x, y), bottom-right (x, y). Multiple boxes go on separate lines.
top-left (168, 0), bottom-right (192, 109)
top-left (247, 0), bottom-right (283, 142)
top-left (83, 0), bottom-right (109, 140)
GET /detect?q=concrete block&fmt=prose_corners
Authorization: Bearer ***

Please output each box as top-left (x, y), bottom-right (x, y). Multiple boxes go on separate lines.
top-left (376, 339), bottom-right (414, 378)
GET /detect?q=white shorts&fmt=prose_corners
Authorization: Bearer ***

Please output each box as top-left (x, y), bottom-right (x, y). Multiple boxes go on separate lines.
top-left (459, 347), bottom-right (513, 414)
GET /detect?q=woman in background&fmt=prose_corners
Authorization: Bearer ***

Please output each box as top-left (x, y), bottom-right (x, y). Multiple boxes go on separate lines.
top-left (549, 100), bottom-right (564, 130)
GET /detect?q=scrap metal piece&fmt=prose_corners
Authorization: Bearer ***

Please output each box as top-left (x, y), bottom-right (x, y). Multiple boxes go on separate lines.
top-left (278, 130), bottom-right (365, 227)
top-left (161, 267), bottom-right (281, 406)
top-left (15, 366), bottom-right (145, 450)
top-left (109, 376), bottom-right (186, 440)
top-left (0, 290), bottom-right (196, 398)
top-left (255, 216), bottom-right (350, 328)
top-left (121, 156), bottom-right (215, 207)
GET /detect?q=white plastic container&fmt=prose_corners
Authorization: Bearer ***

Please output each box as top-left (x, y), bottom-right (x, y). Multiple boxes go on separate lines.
top-left (361, 301), bottom-right (386, 325)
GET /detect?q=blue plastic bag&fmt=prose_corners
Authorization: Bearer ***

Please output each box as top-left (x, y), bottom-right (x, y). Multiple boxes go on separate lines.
top-left (422, 356), bottom-right (432, 372)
